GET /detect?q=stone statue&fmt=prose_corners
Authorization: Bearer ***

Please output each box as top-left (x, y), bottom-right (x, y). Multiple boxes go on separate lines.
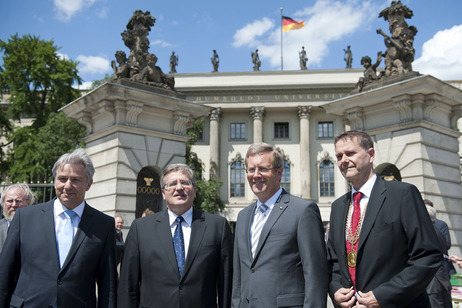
top-left (376, 0), bottom-right (417, 77)
top-left (343, 45), bottom-right (352, 68)
top-left (355, 52), bottom-right (383, 92)
top-left (112, 10), bottom-right (175, 91)
top-left (169, 51), bottom-right (178, 73)
top-left (211, 50), bottom-right (219, 72)
top-left (299, 46), bottom-right (308, 70)
top-left (111, 50), bottom-right (130, 79)
top-left (252, 49), bottom-right (261, 71)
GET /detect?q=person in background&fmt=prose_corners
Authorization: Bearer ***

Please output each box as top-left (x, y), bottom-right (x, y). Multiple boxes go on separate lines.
top-left (0, 184), bottom-right (35, 253)
top-left (115, 215), bottom-right (125, 268)
top-left (0, 148), bottom-right (117, 307)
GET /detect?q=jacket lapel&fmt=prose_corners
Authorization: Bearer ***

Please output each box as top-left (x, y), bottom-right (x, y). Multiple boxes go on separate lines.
top-left (336, 193), bottom-right (351, 273)
top-left (155, 210), bottom-right (180, 278)
top-left (182, 208), bottom-right (206, 279)
top-left (245, 202), bottom-right (257, 260)
top-left (252, 190), bottom-right (288, 264)
top-left (61, 202), bottom-right (94, 271)
top-left (42, 200), bottom-right (61, 270)
top-left (357, 177), bottom-right (386, 252)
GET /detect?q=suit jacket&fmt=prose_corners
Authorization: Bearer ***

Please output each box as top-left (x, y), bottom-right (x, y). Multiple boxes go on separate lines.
top-left (0, 200), bottom-right (117, 308)
top-left (117, 208), bottom-right (233, 308)
top-left (231, 189), bottom-right (328, 308)
top-left (115, 230), bottom-right (124, 266)
top-left (0, 218), bottom-right (8, 254)
top-left (327, 177), bottom-right (442, 308)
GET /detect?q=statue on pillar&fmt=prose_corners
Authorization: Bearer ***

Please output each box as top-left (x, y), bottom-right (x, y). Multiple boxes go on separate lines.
top-left (343, 45), bottom-right (352, 68)
top-left (111, 10), bottom-right (175, 91)
top-left (211, 50), bottom-right (220, 72)
top-left (169, 51), bottom-right (178, 73)
top-left (299, 46), bottom-right (308, 70)
top-left (252, 49), bottom-right (261, 71)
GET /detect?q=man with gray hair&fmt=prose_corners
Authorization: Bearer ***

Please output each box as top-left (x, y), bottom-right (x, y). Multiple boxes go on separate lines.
top-left (0, 148), bottom-right (117, 307)
top-left (0, 183), bottom-right (35, 253)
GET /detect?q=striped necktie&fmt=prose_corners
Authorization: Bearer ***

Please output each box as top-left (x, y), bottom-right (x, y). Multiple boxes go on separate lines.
top-left (251, 204), bottom-right (269, 258)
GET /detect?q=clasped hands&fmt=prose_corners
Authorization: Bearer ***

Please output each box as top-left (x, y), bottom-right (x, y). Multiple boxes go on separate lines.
top-left (334, 287), bottom-right (381, 308)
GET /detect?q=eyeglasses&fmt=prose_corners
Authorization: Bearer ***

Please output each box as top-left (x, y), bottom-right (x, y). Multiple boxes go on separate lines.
top-left (164, 180), bottom-right (193, 190)
top-left (246, 167), bottom-right (276, 175)
top-left (5, 199), bottom-right (29, 206)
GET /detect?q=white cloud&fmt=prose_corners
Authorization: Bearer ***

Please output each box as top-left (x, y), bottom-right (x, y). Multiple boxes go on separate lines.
top-left (76, 55), bottom-right (111, 74)
top-left (232, 18), bottom-right (275, 48)
top-left (414, 25), bottom-right (462, 81)
top-left (53, 0), bottom-right (96, 22)
top-left (232, 0), bottom-right (380, 70)
top-left (151, 40), bottom-right (172, 48)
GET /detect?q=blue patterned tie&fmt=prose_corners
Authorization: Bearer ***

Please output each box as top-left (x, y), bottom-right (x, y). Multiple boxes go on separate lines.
top-left (57, 210), bottom-right (76, 268)
top-left (251, 204), bottom-right (269, 258)
top-left (173, 216), bottom-right (185, 275)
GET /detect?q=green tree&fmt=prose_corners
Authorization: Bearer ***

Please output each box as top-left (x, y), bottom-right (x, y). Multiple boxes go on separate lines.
top-left (6, 112), bottom-right (86, 182)
top-left (186, 118), bottom-right (225, 214)
top-left (0, 34), bottom-right (81, 129)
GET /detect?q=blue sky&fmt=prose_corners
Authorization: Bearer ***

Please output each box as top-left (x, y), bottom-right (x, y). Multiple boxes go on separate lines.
top-left (1, 0), bottom-right (461, 89)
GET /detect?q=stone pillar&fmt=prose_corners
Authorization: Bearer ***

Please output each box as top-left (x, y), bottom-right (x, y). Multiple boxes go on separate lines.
top-left (298, 106), bottom-right (311, 199)
top-left (209, 107), bottom-right (222, 177)
top-left (251, 106), bottom-right (265, 143)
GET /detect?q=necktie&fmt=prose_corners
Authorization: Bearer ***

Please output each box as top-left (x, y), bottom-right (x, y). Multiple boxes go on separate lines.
top-left (173, 216), bottom-right (185, 275)
top-left (57, 210), bottom-right (76, 268)
top-left (251, 204), bottom-right (269, 258)
top-left (347, 191), bottom-right (363, 287)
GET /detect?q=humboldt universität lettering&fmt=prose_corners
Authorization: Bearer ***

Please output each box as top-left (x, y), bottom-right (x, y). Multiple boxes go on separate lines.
top-left (193, 92), bottom-right (346, 103)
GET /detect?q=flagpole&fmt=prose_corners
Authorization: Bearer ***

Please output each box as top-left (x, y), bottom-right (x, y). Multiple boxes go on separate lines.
top-left (280, 7), bottom-right (283, 71)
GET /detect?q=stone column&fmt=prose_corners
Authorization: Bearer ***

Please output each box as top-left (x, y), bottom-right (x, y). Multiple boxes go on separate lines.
top-left (251, 106), bottom-right (265, 143)
top-left (298, 106), bottom-right (311, 199)
top-left (209, 107), bottom-right (222, 177)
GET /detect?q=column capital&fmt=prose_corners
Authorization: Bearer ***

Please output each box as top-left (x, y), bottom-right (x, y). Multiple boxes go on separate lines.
top-left (298, 106), bottom-right (311, 119)
top-left (251, 106), bottom-right (265, 120)
top-left (210, 107), bottom-right (222, 121)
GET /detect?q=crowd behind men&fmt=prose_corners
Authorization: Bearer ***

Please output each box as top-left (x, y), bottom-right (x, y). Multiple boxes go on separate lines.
top-left (0, 130), bottom-right (460, 308)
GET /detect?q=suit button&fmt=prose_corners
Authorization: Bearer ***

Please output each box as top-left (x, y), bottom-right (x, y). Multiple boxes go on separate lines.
top-left (57, 280), bottom-right (63, 285)
top-left (246, 298), bottom-right (250, 303)
top-left (251, 269), bottom-right (255, 273)
top-left (179, 284), bottom-right (183, 290)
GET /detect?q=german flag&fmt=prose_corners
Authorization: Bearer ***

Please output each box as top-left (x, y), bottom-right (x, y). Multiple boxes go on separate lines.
top-left (282, 16), bottom-right (305, 32)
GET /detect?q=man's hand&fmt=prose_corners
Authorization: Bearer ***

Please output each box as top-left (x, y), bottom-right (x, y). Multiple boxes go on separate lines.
top-left (334, 287), bottom-right (355, 308)
top-left (355, 291), bottom-right (380, 308)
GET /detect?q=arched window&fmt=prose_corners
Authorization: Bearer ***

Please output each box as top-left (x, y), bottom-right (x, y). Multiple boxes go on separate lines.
top-left (319, 160), bottom-right (335, 197)
top-left (230, 161), bottom-right (245, 197)
top-left (280, 160), bottom-right (291, 193)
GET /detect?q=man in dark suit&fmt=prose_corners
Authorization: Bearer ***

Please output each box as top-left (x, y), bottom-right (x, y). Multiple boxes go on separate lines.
top-left (0, 183), bottom-right (35, 254)
top-left (0, 148), bottom-right (117, 307)
top-left (232, 143), bottom-right (328, 307)
top-left (327, 130), bottom-right (442, 307)
top-left (117, 163), bottom-right (233, 308)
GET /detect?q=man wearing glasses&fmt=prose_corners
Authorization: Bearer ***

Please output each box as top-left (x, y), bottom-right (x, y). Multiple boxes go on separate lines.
top-left (118, 163), bottom-right (233, 308)
top-left (0, 183), bottom-right (35, 253)
top-left (232, 143), bottom-right (328, 307)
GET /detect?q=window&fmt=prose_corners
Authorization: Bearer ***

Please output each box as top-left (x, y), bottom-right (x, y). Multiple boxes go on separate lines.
top-left (280, 160), bottom-right (291, 193)
top-left (230, 123), bottom-right (246, 140)
top-left (318, 122), bottom-right (333, 138)
top-left (274, 122), bottom-right (289, 139)
top-left (319, 160), bottom-right (335, 197)
top-left (230, 161), bottom-right (246, 197)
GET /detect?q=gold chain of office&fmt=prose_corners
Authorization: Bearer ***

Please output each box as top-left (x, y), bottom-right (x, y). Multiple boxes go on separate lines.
top-left (345, 200), bottom-right (368, 268)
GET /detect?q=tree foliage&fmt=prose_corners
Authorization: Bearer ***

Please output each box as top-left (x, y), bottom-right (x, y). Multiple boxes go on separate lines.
top-left (186, 118), bottom-right (225, 214)
top-left (0, 34), bottom-right (81, 129)
top-left (0, 34), bottom-right (85, 180)
top-left (5, 112), bottom-right (86, 182)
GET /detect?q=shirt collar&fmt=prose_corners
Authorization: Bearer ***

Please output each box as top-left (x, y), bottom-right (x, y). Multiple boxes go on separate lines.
top-left (168, 206), bottom-right (193, 227)
top-left (54, 198), bottom-right (85, 219)
top-left (352, 174), bottom-right (377, 199)
top-left (256, 187), bottom-right (283, 211)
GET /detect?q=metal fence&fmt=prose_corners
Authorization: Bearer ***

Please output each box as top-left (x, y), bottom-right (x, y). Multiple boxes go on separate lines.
top-left (0, 177), bottom-right (55, 205)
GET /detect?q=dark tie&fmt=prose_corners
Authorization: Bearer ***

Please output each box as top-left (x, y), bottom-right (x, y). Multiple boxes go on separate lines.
top-left (173, 216), bottom-right (185, 275)
top-left (347, 191), bottom-right (363, 287)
